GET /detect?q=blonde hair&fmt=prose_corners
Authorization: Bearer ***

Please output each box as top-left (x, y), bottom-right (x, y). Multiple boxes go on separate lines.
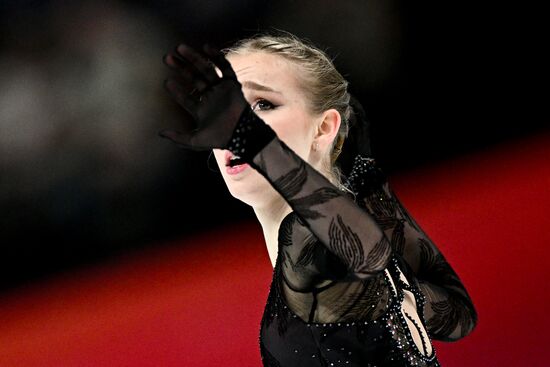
top-left (224, 34), bottom-right (351, 190)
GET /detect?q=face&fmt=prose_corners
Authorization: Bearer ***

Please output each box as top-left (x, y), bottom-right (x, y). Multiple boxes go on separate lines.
top-left (213, 51), bottom-right (322, 208)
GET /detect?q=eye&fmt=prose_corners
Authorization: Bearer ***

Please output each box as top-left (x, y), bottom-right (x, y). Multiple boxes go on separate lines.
top-left (251, 99), bottom-right (276, 112)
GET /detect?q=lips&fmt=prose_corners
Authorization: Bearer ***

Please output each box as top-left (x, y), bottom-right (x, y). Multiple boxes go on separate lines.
top-left (225, 151), bottom-right (245, 167)
top-left (224, 150), bottom-right (249, 175)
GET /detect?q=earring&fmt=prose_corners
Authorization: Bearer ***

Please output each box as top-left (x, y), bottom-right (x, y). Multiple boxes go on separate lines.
top-left (312, 142), bottom-right (319, 152)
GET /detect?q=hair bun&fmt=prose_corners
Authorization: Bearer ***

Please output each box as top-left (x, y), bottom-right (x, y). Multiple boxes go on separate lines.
top-left (335, 95), bottom-right (372, 178)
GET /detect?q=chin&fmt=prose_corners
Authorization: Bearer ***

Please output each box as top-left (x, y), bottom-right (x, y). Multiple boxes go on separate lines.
top-left (224, 171), bottom-right (278, 208)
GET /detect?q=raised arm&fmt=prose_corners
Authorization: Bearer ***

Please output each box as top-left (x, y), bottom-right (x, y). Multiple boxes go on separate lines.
top-left (160, 44), bottom-right (392, 279)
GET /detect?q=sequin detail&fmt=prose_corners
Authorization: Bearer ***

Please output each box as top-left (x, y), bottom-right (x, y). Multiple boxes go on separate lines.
top-left (226, 107), bottom-right (276, 162)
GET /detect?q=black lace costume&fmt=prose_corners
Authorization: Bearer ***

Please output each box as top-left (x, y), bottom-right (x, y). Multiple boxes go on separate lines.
top-left (159, 42), bottom-right (477, 366)
top-left (228, 109), bottom-right (477, 367)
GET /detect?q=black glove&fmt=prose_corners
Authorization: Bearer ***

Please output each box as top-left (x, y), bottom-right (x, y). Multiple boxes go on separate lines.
top-left (160, 44), bottom-right (276, 163)
top-left (160, 44), bottom-right (251, 151)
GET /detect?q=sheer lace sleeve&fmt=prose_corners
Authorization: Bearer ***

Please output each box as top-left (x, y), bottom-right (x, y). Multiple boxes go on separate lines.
top-left (348, 156), bottom-right (478, 341)
top-left (237, 123), bottom-right (393, 280)
top-left (244, 126), bottom-right (391, 324)
top-left (229, 109), bottom-right (476, 340)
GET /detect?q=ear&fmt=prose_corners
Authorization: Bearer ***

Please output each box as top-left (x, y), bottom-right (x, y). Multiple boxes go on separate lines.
top-left (314, 109), bottom-right (341, 151)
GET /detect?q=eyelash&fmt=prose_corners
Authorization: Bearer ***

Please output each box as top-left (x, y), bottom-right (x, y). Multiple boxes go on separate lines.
top-left (251, 99), bottom-right (276, 112)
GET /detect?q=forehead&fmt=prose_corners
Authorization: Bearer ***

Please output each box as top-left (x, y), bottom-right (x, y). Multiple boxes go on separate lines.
top-left (227, 52), bottom-right (303, 93)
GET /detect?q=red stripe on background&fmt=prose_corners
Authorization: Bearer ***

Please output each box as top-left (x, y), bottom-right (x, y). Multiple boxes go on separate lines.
top-left (1, 131), bottom-right (549, 366)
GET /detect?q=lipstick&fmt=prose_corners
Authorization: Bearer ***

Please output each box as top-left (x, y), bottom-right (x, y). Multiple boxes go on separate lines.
top-left (225, 151), bottom-right (249, 175)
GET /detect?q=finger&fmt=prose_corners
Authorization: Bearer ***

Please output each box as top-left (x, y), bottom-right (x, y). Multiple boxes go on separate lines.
top-left (203, 44), bottom-right (237, 80)
top-left (163, 62), bottom-right (208, 98)
top-left (164, 78), bottom-right (200, 116)
top-left (162, 56), bottom-right (197, 93)
top-left (164, 52), bottom-right (209, 92)
top-left (163, 52), bottom-right (191, 73)
top-left (159, 129), bottom-right (212, 151)
top-left (176, 44), bottom-right (219, 84)
top-left (158, 129), bottom-right (193, 148)
top-left (165, 73), bottom-right (195, 94)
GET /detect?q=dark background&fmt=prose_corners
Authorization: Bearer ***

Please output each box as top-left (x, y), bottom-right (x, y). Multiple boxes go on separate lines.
top-left (0, 0), bottom-right (545, 290)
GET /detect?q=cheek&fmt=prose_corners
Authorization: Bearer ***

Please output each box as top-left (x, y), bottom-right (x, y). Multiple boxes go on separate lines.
top-left (265, 111), bottom-right (314, 160)
top-left (213, 149), bottom-right (225, 168)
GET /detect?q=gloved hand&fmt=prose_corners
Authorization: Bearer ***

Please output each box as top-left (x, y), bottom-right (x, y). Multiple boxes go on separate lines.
top-left (159, 44), bottom-right (249, 151)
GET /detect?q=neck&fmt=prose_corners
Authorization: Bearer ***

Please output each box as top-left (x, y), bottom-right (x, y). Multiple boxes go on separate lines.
top-left (253, 196), bottom-right (292, 231)
top-left (253, 196), bottom-right (292, 267)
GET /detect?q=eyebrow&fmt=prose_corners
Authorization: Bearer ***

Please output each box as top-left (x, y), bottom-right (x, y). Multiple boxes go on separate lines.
top-left (242, 81), bottom-right (281, 94)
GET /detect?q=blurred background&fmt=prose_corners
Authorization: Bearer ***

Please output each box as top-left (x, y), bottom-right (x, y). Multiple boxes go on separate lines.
top-left (0, 0), bottom-right (543, 290)
top-left (0, 0), bottom-right (547, 366)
